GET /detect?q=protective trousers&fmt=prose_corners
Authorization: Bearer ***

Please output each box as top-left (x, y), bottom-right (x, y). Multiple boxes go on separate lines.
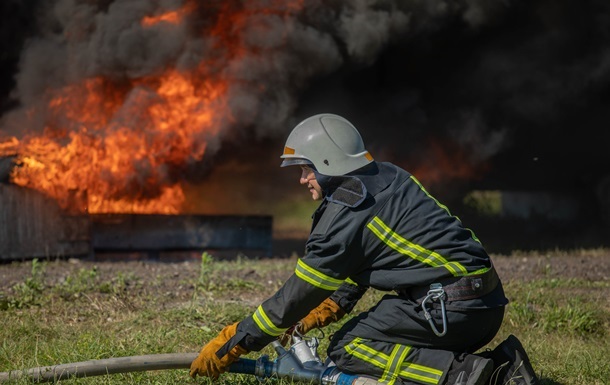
top-left (327, 291), bottom-right (505, 385)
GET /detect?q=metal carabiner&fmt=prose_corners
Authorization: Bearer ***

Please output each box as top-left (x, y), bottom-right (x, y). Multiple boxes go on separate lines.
top-left (421, 283), bottom-right (448, 337)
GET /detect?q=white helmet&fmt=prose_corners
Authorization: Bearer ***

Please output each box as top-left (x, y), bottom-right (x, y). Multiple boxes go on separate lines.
top-left (280, 113), bottom-right (373, 176)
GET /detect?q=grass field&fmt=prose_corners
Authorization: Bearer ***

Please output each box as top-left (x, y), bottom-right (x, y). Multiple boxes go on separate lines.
top-left (0, 251), bottom-right (608, 385)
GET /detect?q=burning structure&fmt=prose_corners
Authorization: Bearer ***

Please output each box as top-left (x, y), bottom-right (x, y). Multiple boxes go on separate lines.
top-left (0, 175), bottom-right (272, 261)
top-left (1, 0), bottom-right (610, 258)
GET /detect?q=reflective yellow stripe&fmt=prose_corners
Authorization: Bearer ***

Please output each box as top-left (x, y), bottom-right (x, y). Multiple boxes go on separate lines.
top-left (295, 259), bottom-right (343, 291)
top-left (252, 305), bottom-right (287, 336)
top-left (400, 362), bottom-right (444, 384)
top-left (345, 338), bottom-right (388, 370)
top-left (345, 277), bottom-right (359, 286)
top-left (367, 216), bottom-right (468, 277)
top-left (467, 266), bottom-right (491, 276)
top-left (410, 175), bottom-right (481, 244)
top-left (344, 338), bottom-right (443, 385)
top-left (380, 344), bottom-right (411, 385)
top-left (409, 176), bottom-right (450, 214)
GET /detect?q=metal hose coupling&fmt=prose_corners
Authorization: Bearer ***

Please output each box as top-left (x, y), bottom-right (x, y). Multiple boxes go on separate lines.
top-left (237, 334), bottom-right (383, 385)
top-left (274, 334), bottom-right (384, 385)
top-left (322, 367), bottom-right (385, 385)
top-left (269, 336), bottom-right (327, 383)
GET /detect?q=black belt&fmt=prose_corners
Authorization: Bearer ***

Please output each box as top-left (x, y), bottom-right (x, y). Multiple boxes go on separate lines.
top-left (399, 267), bottom-right (500, 302)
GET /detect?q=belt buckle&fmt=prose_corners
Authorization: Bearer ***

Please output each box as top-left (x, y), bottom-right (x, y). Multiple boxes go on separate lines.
top-left (427, 282), bottom-right (445, 299)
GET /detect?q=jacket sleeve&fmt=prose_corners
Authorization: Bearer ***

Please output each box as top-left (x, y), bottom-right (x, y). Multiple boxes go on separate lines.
top-left (330, 280), bottom-right (368, 313)
top-left (237, 203), bottom-right (366, 351)
top-left (237, 271), bottom-right (338, 351)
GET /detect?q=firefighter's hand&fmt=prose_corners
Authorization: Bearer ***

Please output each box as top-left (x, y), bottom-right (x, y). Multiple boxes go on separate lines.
top-left (190, 322), bottom-right (248, 380)
top-left (278, 324), bottom-right (296, 346)
top-left (297, 298), bottom-right (346, 335)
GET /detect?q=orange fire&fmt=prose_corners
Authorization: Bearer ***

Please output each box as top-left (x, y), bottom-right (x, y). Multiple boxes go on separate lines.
top-left (141, 1), bottom-right (198, 27)
top-left (0, 1), bottom-right (304, 214)
top-left (7, 71), bottom-right (227, 214)
top-left (406, 138), bottom-right (490, 186)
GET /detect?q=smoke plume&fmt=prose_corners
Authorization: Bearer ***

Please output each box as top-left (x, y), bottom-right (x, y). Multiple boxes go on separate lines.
top-left (1, 0), bottom-right (609, 217)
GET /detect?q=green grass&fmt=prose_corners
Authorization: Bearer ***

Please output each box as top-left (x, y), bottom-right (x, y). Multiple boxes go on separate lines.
top-left (499, 279), bottom-right (609, 384)
top-left (0, 253), bottom-right (608, 385)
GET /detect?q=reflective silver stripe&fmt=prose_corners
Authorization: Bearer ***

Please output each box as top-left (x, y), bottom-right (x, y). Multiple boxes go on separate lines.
top-left (410, 175), bottom-right (481, 244)
top-left (344, 338), bottom-right (444, 385)
top-left (399, 361), bottom-right (444, 384)
top-left (380, 344), bottom-right (411, 385)
top-left (344, 338), bottom-right (387, 370)
top-left (367, 216), bottom-right (468, 277)
top-left (252, 305), bottom-right (287, 336)
top-left (295, 259), bottom-right (343, 291)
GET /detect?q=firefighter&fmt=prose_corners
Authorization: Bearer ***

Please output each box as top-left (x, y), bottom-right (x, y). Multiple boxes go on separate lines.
top-left (190, 114), bottom-right (538, 385)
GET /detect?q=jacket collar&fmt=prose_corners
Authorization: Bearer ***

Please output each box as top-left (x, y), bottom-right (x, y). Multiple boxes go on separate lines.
top-left (314, 162), bottom-right (395, 208)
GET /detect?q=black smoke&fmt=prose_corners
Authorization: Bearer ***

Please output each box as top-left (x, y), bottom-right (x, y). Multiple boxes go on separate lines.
top-left (1, 0), bottom-right (610, 249)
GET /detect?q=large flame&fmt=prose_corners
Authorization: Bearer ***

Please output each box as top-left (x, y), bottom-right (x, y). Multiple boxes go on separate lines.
top-left (4, 70), bottom-right (227, 214)
top-left (0, 1), bottom-right (303, 214)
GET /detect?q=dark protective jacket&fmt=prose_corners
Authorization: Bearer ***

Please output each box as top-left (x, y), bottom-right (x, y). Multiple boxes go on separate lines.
top-left (234, 161), bottom-right (507, 352)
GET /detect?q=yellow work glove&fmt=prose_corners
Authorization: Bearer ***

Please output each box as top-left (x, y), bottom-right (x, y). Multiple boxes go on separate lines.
top-left (296, 297), bottom-right (346, 335)
top-left (190, 322), bottom-right (248, 380)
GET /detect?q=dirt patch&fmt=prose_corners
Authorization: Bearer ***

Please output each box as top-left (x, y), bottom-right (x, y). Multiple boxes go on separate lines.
top-left (491, 250), bottom-right (610, 283)
top-left (1, 250), bottom-right (609, 303)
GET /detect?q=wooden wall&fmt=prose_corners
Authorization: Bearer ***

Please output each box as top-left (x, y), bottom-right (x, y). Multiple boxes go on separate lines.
top-left (0, 185), bottom-right (90, 261)
top-left (1, 184), bottom-right (273, 261)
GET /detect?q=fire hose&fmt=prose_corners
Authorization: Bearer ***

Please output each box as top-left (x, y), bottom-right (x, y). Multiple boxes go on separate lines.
top-left (0, 336), bottom-right (381, 385)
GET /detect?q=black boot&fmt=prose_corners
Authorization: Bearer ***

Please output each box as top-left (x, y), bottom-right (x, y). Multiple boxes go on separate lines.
top-left (482, 335), bottom-right (539, 385)
top-left (445, 353), bottom-right (494, 385)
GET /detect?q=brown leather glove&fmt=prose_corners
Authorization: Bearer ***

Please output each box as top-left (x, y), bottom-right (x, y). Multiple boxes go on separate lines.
top-left (189, 322), bottom-right (248, 379)
top-left (278, 324), bottom-right (297, 346)
top-left (296, 298), bottom-right (346, 335)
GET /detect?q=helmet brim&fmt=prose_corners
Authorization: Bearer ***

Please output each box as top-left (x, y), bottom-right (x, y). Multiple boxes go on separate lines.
top-left (280, 158), bottom-right (313, 168)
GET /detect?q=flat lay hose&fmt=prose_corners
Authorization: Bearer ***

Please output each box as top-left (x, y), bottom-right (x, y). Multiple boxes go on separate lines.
top-left (0, 346), bottom-right (377, 385)
top-left (0, 353), bottom-right (217, 383)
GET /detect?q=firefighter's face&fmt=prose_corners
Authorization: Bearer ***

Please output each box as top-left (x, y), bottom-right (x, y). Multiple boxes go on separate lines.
top-left (300, 166), bottom-right (323, 201)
